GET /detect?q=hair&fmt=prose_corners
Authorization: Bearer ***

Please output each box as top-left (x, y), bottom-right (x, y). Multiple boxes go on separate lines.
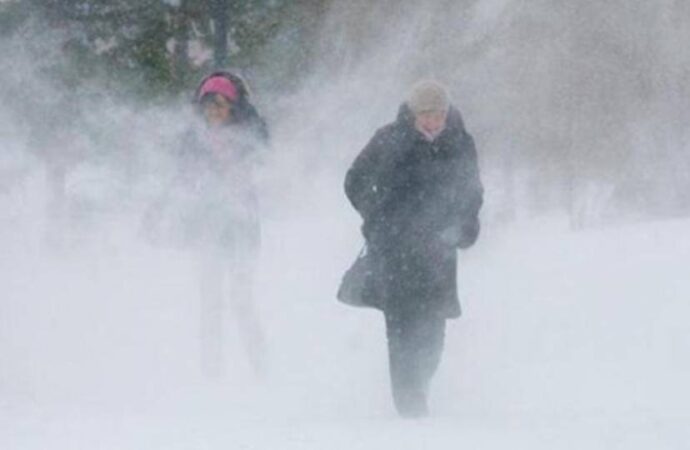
top-left (198, 92), bottom-right (229, 108)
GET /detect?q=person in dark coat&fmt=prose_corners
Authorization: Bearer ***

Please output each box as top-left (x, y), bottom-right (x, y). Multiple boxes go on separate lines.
top-left (145, 71), bottom-right (269, 377)
top-left (344, 80), bottom-right (483, 417)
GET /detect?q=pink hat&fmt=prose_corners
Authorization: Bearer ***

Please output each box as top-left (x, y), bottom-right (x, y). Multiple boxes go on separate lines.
top-left (198, 76), bottom-right (238, 102)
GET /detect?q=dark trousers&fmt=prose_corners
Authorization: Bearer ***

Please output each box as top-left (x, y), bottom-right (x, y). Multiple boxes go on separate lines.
top-left (384, 307), bottom-right (446, 417)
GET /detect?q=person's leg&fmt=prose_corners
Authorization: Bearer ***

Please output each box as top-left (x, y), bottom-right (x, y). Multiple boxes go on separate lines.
top-left (227, 256), bottom-right (266, 376)
top-left (385, 307), bottom-right (446, 418)
top-left (415, 311), bottom-right (446, 397)
top-left (199, 250), bottom-right (225, 378)
top-left (224, 225), bottom-right (266, 376)
top-left (385, 309), bottom-right (411, 411)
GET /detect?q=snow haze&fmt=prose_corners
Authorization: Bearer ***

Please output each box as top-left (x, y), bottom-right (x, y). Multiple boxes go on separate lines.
top-left (1, 1), bottom-right (689, 449)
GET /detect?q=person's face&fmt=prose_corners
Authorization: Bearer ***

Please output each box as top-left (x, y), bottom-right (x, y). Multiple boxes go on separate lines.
top-left (203, 94), bottom-right (232, 127)
top-left (414, 109), bottom-right (448, 138)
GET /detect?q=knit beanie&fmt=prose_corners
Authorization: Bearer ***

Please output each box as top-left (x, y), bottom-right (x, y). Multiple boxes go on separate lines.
top-left (407, 80), bottom-right (450, 114)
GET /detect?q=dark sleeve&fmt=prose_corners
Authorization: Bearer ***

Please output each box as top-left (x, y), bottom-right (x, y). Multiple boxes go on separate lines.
top-left (456, 131), bottom-right (484, 249)
top-left (344, 129), bottom-right (392, 220)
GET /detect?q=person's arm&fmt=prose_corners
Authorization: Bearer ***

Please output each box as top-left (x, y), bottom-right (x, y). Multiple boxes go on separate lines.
top-left (344, 129), bottom-right (393, 220)
top-left (455, 131), bottom-right (484, 248)
top-left (439, 131), bottom-right (484, 249)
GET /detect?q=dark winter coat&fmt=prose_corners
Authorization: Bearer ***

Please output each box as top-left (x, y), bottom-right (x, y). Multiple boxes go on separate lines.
top-left (344, 104), bottom-right (483, 318)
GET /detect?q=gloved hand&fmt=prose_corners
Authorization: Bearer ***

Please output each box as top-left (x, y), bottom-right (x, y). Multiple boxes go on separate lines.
top-left (439, 225), bottom-right (461, 247)
top-left (440, 218), bottom-right (480, 249)
top-left (457, 217), bottom-right (480, 249)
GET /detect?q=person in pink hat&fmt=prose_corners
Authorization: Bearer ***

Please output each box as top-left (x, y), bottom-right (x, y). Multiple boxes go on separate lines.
top-left (146, 71), bottom-right (269, 377)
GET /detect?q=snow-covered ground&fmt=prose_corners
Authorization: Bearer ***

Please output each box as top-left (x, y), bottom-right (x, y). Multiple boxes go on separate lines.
top-left (1, 175), bottom-right (689, 449)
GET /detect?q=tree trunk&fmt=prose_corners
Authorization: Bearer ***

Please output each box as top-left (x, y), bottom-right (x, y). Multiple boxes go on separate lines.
top-left (172, 0), bottom-right (191, 85)
top-left (210, 0), bottom-right (229, 67)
